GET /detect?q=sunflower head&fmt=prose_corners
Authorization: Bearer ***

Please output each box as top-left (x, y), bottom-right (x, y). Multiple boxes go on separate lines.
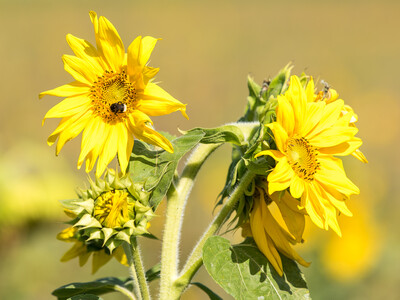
top-left (60, 169), bottom-right (154, 254)
top-left (40, 11), bottom-right (188, 177)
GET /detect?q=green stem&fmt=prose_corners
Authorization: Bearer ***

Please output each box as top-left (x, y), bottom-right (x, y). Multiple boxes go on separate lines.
top-left (113, 285), bottom-right (137, 300)
top-left (173, 170), bottom-right (256, 296)
top-left (131, 238), bottom-right (151, 300)
top-left (159, 143), bottom-right (221, 300)
top-left (124, 238), bottom-right (151, 300)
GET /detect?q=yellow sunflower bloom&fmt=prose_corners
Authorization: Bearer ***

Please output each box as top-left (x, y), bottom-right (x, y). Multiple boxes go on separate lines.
top-left (40, 11), bottom-right (188, 176)
top-left (249, 187), bottom-right (309, 276)
top-left (256, 75), bottom-right (363, 236)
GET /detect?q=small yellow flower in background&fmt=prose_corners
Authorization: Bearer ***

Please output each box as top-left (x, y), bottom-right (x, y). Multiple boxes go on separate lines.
top-left (40, 11), bottom-right (188, 177)
top-left (256, 75), bottom-right (365, 236)
top-left (248, 184), bottom-right (309, 276)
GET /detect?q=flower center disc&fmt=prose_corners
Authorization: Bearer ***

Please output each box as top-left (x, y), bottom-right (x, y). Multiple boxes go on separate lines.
top-left (286, 137), bottom-right (320, 181)
top-left (90, 70), bottom-right (136, 123)
top-left (94, 190), bottom-right (133, 228)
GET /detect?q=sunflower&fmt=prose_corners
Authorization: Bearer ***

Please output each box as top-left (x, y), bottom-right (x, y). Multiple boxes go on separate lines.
top-left (255, 76), bottom-right (363, 236)
top-left (40, 11), bottom-right (188, 176)
top-left (248, 186), bottom-right (309, 276)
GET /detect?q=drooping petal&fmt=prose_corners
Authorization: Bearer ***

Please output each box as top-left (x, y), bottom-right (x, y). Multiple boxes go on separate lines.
top-left (250, 199), bottom-right (283, 276)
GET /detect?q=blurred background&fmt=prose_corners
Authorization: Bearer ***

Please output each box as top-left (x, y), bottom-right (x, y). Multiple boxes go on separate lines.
top-left (0, 0), bottom-right (399, 299)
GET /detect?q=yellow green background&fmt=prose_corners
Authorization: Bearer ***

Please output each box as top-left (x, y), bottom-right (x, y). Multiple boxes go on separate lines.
top-left (0, 0), bottom-right (399, 299)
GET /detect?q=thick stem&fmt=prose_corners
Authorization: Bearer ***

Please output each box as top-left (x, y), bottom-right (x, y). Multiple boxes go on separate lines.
top-left (159, 143), bottom-right (221, 300)
top-left (173, 170), bottom-right (256, 296)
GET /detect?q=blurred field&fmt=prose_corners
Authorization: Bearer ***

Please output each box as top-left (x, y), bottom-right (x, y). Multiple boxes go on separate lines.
top-left (0, 0), bottom-right (399, 299)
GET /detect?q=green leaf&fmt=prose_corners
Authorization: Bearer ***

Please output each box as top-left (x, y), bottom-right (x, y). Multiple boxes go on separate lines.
top-left (146, 263), bottom-right (161, 282)
top-left (192, 282), bottom-right (223, 300)
top-left (184, 124), bottom-right (245, 146)
top-left (52, 277), bottom-right (128, 300)
top-left (203, 236), bottom-right (310, 300)
top-left (69, 295), bottom-right (103, 300)
top-left (129, 131), bottom-right (205, 209)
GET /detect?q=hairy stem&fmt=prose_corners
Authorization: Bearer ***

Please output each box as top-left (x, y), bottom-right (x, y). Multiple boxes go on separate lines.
top-left (173, 170), bottom-right (256, 296)
top-left (124, 238), bottom-right (151, 300)
top-left (159, 143), bottom-right (221, 299)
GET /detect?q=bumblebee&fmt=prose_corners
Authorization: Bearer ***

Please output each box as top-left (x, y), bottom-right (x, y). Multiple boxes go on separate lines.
top-left (110, 101), bottom-right (127, 114)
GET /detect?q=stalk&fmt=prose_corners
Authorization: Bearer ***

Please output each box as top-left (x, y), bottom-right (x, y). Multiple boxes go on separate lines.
top-left (159, 143), bottom-right (221, 299)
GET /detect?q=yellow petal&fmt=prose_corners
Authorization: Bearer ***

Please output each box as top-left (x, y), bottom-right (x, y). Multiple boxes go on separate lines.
top-left (255, 149), bottom-right (285, 161)
top-left (116, 122), bottom-right (131, 173)
top-left (39, 81), bottom-right (90, 99)
top-left (267, 122), bottom-right (289, 153)
top-left (96, 124), bottom-right (119, 177)
top-left (42, 95), bottom-right (91, 124)
top-left (62, 55), bottom-right (97, 85)
top-left (352, 149), bottom-right (368, 163)
top-left (97, 16), bottom-right (125, 71)
top-left (315, 156), bottom-right (360, 196)
top-left (60, 242), bottom-right (86, 262)
top-left (92, 250), bottom-right (112, 274)
top-left (130, 123), bottom-right (173, 153)
top-left (305, 77), bottom-right (315, 102)
top-left (286, 76), bottom-right (307, 131)
top-left (289, 176), bottom-right (305, 199)
top-left (47, 109), bottom-right (91, 146)
top-left (318, 137), bottom-right (363, 157)
top-left (267, 157), bottom-right (293, 194)
top-left (250, 199), bottom-right (283, 276)
top-left (306, 100), bottom-right (344, 138)
top-left (66, 34), bottom-right (105, 72)
top-left (77, 117), bottom-right (106, 168)
top-left (276, 95), bottom-right (295, 137)
top-left (55, 112), bottom-right (91, 155)
top-left (138, 82), bottom-right (188, 119)
top-left (273, 193), bottom-right (305, 242)
top-left (308, 126), bottom-right (358, 148)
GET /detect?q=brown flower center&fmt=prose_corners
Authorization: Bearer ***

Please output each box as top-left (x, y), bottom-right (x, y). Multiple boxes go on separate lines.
top-left (90, 70), bottom-right (136, 123)
top-left (286, 137), bottom-right (320, 181)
